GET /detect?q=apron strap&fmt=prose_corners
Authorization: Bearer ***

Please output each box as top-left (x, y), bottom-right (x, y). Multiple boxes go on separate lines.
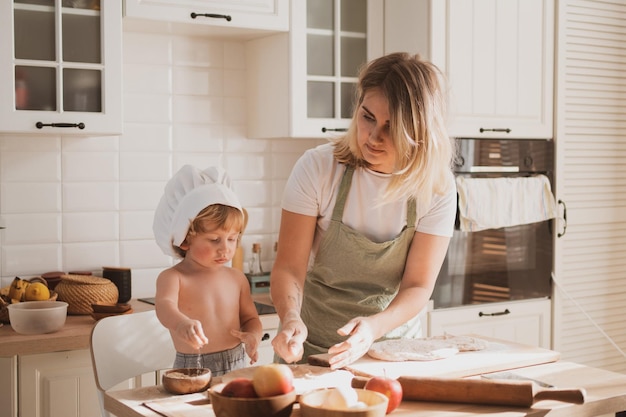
top-left (407, 198), bottom-right (417, 228)
top-left (331, 165), bottom-right (354, 221)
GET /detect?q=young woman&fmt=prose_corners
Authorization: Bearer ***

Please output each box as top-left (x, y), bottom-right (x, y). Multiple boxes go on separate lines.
top-left (270, 52), bottom-right (457, 369)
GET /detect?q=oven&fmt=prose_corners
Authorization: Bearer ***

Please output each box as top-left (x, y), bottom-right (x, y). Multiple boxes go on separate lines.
top-left (431, 138), bottom-right (556, 309)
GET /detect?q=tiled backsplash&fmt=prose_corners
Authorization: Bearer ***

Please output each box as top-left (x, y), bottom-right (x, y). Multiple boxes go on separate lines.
top-left (0, 30), bottom-right (323, 297)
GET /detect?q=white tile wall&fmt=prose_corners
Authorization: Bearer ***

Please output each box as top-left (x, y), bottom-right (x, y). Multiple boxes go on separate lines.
top-left (0, 31), bottom-right (323, 298)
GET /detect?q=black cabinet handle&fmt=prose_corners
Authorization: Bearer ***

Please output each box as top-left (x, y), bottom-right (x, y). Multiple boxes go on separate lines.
top-left (479, 308), bottom-right (510, 317)
top-left (261, 333), bottom-right (270, 341)
top-left (190, 12), bottom-right (232, 21)
top-left (479, 128), bottom-right (511, 133)
top-left (322, 127), bottom-right (348, 133)
top-left (36, 122), bottom-right (85, 130)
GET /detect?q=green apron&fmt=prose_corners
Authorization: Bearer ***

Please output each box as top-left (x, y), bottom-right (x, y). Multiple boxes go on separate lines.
top-left (299, 165), bottom-right (420, 361)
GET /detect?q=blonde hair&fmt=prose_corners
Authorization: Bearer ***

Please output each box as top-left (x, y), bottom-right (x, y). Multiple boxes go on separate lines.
top-left (174, 204), bottom-right (244, 258)
top-left (333, 52), bottom-right (455, 206)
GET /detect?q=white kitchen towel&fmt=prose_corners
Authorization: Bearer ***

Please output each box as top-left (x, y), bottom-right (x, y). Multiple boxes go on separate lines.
top-left (153, 165), bottom-right (242, 258)
top-left (456, 175), bottom-right (557, 232)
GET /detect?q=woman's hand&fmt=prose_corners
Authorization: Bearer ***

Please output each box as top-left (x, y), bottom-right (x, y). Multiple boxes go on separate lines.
top-left (272, 311), bottom-right (308, 363)
top-left (327, 317), bottom-right (376, 369)
top-left (231, 329), bottom-right (260, 364)
top-left (175, 318), bottom-right (209, 350)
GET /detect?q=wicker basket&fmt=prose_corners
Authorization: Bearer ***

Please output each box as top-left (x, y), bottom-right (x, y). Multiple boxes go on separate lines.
top-left (55, 274), bottom-right (118, 315)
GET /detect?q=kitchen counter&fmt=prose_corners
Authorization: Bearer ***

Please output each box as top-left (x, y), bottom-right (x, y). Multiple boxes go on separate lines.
top-left (104, 361), bottom-right (626, 417)
top-left (0, 295), bottom-right (276, 357)
top-left (0, 299), bottom-right (154, 357)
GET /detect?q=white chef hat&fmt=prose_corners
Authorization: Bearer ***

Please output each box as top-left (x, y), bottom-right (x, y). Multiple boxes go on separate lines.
top-left (153, 165), bottom-right (243, 258)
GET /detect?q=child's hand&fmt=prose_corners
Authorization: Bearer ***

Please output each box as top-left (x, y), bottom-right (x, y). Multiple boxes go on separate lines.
top-left (231, 329), bottom-right (260, 364)
top-left (176, 319), bottom-right (209, 350)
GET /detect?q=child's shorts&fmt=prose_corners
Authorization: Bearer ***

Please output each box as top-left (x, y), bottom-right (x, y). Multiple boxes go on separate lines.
top-left (174, 343), bottom-right (246, 377)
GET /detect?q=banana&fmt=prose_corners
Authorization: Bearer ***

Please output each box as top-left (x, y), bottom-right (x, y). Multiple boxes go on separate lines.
top-left (8, 277), bottom-right (29, 302)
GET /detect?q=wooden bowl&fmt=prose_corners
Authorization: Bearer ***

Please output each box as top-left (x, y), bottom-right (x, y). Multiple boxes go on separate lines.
top-left (91, 302), bottom-right (131, 314)
top-left (299, 388), bottom-right (388, 417)
top-left (162, 368), bottom-right (212, 395)
top-left (209, 383), bottom-right (296, 417)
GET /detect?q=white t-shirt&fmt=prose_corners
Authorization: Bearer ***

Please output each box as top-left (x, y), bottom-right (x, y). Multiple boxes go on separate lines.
top-left (282, 143), bottom-right (457, 264)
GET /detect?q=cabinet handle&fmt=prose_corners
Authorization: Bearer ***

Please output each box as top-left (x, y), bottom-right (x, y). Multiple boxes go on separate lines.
top-left (479, 128), bottom-right (511, 133)
top-left (190, 12), bottom-right (232, 21)
top-left (261, 333), bottom-right (270, 341)
top-left (478, 308), bottom-right (510, 317)
top-left (322, 127), bottom-right (348, 133)
top-left (557, 199), bottom-right (567, 238)
top-left (36, 122), bottom-right (85, 130)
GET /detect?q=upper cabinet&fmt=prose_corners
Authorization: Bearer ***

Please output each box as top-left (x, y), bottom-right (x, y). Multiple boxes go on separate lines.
top-left (386, 0), bottom-right (555, 139)
top-left (123, 0), bottom-right (289, 36)
top-left (246, 0), bottom-right (384, 139)
top-left (0, 0), bottom-right (122, 136)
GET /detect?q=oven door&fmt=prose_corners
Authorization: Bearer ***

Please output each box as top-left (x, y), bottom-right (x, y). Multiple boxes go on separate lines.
top-left (432, 218), bottom-right (553, 309)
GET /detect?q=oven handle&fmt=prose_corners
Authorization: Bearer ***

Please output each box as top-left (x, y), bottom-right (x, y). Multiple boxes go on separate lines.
top-left (557, 199), bottom-right (567, 238)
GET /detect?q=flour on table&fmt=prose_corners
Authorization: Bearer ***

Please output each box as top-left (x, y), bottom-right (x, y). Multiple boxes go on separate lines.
top-left (367, 334), bottom-right (489, 362)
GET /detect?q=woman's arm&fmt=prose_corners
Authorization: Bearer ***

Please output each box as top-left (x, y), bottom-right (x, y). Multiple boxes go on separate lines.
top-left (327, 231), bottom-right (451, 368)
top-left (270, 209), bottom-right (317, 363)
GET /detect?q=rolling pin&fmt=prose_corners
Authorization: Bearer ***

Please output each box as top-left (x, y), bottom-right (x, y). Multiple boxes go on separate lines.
top-left (352, 375), bottom-right (586, 407)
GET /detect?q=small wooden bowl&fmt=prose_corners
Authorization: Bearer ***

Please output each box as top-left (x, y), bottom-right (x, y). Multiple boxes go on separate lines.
top-left (299, 388), bottom-right (388, 417)
top-left (209, 383), bottom-right (296, 417)
top-left (162, 368), bottom-right (212, 395)
top-left (91, 302), bottom-right (131, 314)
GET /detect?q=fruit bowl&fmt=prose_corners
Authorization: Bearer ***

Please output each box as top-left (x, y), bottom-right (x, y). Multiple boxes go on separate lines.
top-left (209, 383), bottom-right (296, 417)
top-left (299, 388), bottom-right (389, 417)
top-left (162, 368), bottom-right (212, 395)
top-left (7, 301), bottom-right (68, 334)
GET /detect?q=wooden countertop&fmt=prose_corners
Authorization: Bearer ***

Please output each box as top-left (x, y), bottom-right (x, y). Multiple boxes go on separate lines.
top-left (0, 299), bottom-right (154, 357)
top-left (0, 294), bottom-right (276, 357)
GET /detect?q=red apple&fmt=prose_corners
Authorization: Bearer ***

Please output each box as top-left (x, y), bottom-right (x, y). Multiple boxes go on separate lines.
top-left (221, 377), bottom-right (258, 398)
top-left (364, 376), bottom-right (403, 414)
top-left (252, 364), bottom-right (294, 397)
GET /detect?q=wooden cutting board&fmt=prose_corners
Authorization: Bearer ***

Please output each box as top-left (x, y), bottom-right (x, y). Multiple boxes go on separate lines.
top-left (308, 335), bottom-right (560, 379)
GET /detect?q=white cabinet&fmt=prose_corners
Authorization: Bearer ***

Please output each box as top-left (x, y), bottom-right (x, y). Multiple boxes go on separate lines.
top-left (0, 1), bottom-right (122, 135)
top-left (0, 357), bottom-right (17, 417)
top-left (428, 298), bottom-right (551, 349)
top-left (256, 314), bottom-right (279, 365)
top-left (123, 0), bottom-right (288, 34)
top-left (19, 350), bottom-right (100, 417)
top-left (6, 349), bottom-right (161, 417)
top-left (246, 0), bottom-right (384, 139)
top-left (385, 0), bottom-right (554, 139)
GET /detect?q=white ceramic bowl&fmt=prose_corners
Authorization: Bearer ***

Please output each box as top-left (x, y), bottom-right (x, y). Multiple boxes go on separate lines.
top-left (299, 388), bottom-right (388, 417)
top-left (7, 301), bottom-right (68, 335)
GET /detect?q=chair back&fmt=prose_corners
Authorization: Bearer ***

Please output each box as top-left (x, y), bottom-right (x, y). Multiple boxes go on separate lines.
top-left (89, 309), bottom-right (175, 417)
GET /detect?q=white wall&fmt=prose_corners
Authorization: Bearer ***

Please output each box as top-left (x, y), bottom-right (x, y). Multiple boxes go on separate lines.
top-left (0, 30), bottom-right (323, 298)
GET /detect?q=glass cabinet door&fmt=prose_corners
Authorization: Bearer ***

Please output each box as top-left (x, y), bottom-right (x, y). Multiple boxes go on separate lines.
top-left (246, 0), bottom-right (382, 139)
top-left (14, 0), bottom-right (102, 113)
top-left (306, 0), bottom-right (368, 123)
top-left (1, 0), bottom-right (121, 134)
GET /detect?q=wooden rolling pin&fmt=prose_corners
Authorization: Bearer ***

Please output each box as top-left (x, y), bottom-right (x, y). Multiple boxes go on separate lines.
top-left (352, 375), bottom-right (586, 407)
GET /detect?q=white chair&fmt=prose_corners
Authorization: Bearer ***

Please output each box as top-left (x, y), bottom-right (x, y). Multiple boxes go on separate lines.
top-left (89, 309), bottom-right (176, 417)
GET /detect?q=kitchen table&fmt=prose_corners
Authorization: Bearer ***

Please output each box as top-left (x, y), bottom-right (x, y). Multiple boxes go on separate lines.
top-left (104, 361), bottom-right (626, 417)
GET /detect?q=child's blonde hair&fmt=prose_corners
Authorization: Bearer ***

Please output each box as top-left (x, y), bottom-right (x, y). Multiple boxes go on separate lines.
top-left (174, 204), bottom-right (244, 258)
top-left (332, 52), bottom-right (455, 207)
